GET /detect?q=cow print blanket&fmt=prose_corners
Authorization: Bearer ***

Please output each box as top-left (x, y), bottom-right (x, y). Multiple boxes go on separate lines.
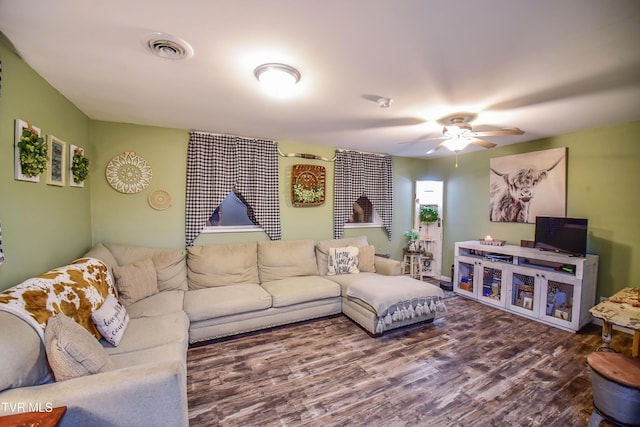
top-left (0, 257), bottom-right (115, 341)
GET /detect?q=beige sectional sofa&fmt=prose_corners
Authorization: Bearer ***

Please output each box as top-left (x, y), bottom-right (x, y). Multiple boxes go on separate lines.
top-left (0, 236), bottom-right (443, 425)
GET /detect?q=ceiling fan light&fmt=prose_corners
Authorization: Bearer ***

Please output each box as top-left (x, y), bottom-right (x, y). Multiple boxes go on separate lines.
top-left (441, 138), bottom-right (472, 152)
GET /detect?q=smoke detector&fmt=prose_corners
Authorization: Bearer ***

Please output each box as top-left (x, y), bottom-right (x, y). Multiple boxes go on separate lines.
top-left (145, 32), bottom-right (194, 60)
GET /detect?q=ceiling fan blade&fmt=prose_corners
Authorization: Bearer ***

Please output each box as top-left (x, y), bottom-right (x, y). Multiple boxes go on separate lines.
top-left (472, 128), bottom-right (524, 137)
top-left (470, 138), bottom-right (497, 149)
top-left (426, 143), bottom-right (445, 155)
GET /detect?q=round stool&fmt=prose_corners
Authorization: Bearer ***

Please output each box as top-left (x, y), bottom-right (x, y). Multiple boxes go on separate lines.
top-left (587, 351), bottom-right (640, 426)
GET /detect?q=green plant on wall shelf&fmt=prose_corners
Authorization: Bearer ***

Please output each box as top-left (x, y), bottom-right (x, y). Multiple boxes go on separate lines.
top-left (420, 205), bottom-right (439, 223)
top-left (18, 127), bottom-right (48, 177)
top-left (71, 147), bottom-right (90, 183)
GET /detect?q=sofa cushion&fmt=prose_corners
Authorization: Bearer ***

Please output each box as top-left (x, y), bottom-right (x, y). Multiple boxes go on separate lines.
top-left (92, 294), bottom-right (129, 346)
top-left (327, 246), bottom-right (360, 275)
top-left (184, 284), bottom-right (272, 322)
top-left (101, 244), bottom-right (189, 292)
top-left (323, 271), bottom-right (382, 296)
top-left (112, 258), bottom-right (159, 306)
top-left (45, 313), bottom-right (113, 381)
top-left (109, 342), bottom-right (186, 370)
top-left (0, 312), bottom-right (51, 391)
top-left (261, 276), bottom-right (341, 308)
top-left (315, 236), bottom-right (369, 275)
top-left (125, 290), bottom-right (185, 319)
top-left (187, 243), bottom-right (259, 289)
top-left (358, 245), bottom-right (376, 273)
top-left (258, 240), bottom-right (319, 283)
top-left (102, 311), bottom-right (189, 356)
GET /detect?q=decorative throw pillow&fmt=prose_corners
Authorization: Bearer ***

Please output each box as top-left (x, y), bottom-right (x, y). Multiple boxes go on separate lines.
top-left (45, 313), bottom-right (113, 382)
top-left (327, 246), bottom-right (360, 275)
top-left (112, 258), bottom-right (158, 305)
top-left (357, 245), bottom-right (376, 273)
top-left (91, 294), bottom-right (129, 346)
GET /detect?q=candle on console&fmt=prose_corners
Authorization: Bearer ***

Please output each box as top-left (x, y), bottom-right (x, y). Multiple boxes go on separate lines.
top-left (484, 235), bottom-right (493, 242)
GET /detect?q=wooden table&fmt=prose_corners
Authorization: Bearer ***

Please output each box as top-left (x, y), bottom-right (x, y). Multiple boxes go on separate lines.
top-left (0, 406), bottom-right (66, 426)
top-left (589, 287), bottom-right (640, 358)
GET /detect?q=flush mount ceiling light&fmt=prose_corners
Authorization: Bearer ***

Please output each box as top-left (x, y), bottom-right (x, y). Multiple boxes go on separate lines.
top-left (254, 63), bottom-right (301, 98)
top-left (145, 32), bottom-right (194, 60)
top-left (377, 97), bottom-right (393, 108)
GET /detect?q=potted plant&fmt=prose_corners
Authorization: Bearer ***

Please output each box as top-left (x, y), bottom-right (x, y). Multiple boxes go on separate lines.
top-left (404, 229), bottom-right (419, 251)
top-left (71, 147), bottom-right (90, 183)
top-left (18, 126), bottom-right (48, 177)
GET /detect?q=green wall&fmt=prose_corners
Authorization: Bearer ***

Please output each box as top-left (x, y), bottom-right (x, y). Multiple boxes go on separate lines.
top-left (0, 42), bottom-right (92, 290)
top-left (408, 121), bottom-right (640, 299)
top-left (2, 38), bottom-right (638, 300)
top-left (88, 125), bottom-right (413, 258)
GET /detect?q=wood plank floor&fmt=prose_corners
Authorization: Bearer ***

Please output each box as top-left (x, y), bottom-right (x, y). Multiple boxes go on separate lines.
top-left (187, 295), bottom-right (633, 427)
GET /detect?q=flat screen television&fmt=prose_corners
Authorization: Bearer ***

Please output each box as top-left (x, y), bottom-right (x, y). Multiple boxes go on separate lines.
top-left (534, 216), bottom-right (588, 257)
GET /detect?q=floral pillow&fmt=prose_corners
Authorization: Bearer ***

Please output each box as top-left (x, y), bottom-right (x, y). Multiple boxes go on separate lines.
top-left (327, 246), bottom-right (360, 275)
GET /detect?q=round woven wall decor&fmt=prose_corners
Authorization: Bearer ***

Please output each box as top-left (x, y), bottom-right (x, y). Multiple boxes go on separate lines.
top-left (148, 189), bottom-right (172, 210)
top-left (105, 152), bottom-right (152, 194)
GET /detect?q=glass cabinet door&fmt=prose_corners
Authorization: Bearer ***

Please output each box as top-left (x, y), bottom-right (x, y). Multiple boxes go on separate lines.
top-left (478, 263), bottom-right (505, 307)
top-left (507, 269), bottom-right (539, 318)
top-left (454, 257), bottom-right (477, 298)
top-left (539, 272), bottom-right (581, 330)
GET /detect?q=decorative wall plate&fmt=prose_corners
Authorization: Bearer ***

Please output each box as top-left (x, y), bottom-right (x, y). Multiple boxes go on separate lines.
top-left (148, 189), bottom-right (172, 210)
top-left (105, 152), bottom-right (152, 194)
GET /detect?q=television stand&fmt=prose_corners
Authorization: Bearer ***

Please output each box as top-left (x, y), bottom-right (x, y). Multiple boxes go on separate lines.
top-left (453, 240), bottom-right (598, 332)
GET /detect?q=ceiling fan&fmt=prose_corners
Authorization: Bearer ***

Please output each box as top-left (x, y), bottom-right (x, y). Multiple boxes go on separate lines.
top-left (426, 113), bottom-right (524, 155)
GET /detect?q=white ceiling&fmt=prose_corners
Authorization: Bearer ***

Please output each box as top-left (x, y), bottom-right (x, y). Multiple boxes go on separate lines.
top-left (1, 0), bottom-right (639, 158)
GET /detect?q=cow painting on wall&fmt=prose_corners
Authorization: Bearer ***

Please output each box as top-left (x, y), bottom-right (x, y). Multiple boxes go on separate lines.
top-left (489, 147), bottom-right (566, 223)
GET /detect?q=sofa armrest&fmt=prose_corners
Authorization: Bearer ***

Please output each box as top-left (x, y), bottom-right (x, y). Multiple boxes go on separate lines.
top-left (374, 256), bottom-right (402, 276)
top-left (0, 361), bottom-right (187, 427)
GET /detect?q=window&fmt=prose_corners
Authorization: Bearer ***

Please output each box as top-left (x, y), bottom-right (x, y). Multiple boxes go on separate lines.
top-left (333, 150), bottom-right (392, 239)
top-left (203, 191), bottom-right (262, 233)
top-left (185, 131), bottom-right (280, 246)
top-left (346, 196), bottom-right (383, 228)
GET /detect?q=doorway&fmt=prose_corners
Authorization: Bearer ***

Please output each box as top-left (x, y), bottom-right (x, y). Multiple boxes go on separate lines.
top-left (415, 181), bottom-right (443, 280)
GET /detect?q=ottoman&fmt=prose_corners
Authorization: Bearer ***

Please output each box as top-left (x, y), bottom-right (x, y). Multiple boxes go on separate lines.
top-left (343, 275), bottom-right (445, 336)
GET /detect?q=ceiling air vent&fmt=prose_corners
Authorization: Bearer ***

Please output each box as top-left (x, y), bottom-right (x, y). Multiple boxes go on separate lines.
top-left (145, 33), bottom-right (193, 60)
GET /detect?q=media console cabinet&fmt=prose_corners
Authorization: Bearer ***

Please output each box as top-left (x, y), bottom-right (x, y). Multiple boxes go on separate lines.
top-left (453, 240), bottom-right (598, 332)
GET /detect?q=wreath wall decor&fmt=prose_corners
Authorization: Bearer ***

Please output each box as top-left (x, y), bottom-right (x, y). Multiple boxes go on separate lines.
top-left (291, 164), bottom-right (326, 206)
top-left (70, 145), bottom-right (89, 187)
top-left (105, 152), bottom-right (152, 194)
top-left (14, 119), bottom-right (46, 182)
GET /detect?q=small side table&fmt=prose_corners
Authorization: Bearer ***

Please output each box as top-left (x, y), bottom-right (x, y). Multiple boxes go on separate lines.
top-left (0, 406), bottom-right (66, 427)
top-left (402, 250), bottom-right (426, 280)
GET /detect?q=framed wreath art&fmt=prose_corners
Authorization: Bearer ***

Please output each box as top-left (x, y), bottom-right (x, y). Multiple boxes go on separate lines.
top-left (14, 119), bottom-right (47, 182)
top-left (291, 164), bottom-right (325, 207)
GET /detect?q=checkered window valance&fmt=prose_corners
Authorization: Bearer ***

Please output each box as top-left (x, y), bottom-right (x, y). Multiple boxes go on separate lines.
top-left (185, 131), bottom-right (281, 246)
top-left (334, 150), bottom-right (393, 240)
